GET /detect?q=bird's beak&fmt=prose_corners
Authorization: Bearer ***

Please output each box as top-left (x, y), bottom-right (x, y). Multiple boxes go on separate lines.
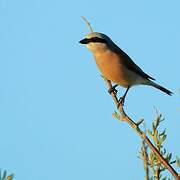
top-left (79, 38), bottom-right (88, 44)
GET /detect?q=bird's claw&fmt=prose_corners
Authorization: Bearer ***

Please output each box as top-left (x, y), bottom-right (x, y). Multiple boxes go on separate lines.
top-left (108, 84), bottom-right (118, 94)
top-left (117, 97), bottom-right (125, 108)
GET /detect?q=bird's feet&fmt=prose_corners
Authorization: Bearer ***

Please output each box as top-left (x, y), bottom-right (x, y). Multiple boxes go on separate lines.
top-left (117, 96), bottom-right (125, 108)
top-left (108, 84), bottom-right (118, 94)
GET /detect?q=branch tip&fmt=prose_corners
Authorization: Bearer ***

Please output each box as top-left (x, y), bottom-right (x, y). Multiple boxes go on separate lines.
top-left (136, 119), bottom-right (144, 126)
top-left (81, 16), bottom-right (94, 33)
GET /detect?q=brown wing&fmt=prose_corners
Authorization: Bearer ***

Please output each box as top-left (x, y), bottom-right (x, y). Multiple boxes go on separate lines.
top-left (117, 48), bottom-right (155, 81)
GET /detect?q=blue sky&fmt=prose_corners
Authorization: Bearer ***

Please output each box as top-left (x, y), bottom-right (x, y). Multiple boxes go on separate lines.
top-left (0, 0), bottom-right (179, 179)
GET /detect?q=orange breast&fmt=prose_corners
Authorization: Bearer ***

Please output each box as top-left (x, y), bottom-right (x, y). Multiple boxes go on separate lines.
top-left (94, 51), bottom-right (135, 87)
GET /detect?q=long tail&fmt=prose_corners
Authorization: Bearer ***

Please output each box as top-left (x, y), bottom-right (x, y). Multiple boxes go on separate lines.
top-left (145, 80), bottom-right (173, 96)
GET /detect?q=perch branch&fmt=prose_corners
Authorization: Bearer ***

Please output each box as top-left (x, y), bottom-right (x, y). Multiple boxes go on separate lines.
top-left (104, 79), bottom-right (179, 180)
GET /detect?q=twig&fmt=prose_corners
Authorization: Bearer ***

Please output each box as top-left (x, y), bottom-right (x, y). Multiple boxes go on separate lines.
top-left (155, 167), bottom-right (160, 180)
top-left (142, 124), bottom-right (149, 180)
top-left (141, 139), bottom-right (149, 180)
top-left (82, 16), bottom-right (94, 33)
top-left (104, 79), bottom-right (179, 180)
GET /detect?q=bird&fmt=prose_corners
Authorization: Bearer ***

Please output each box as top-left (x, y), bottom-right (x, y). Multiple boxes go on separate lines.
top-left (79, 32), bottom-right (172, 105)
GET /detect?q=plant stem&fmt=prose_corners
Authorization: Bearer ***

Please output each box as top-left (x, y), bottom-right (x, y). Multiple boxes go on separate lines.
top-left (104, 79), bottom-right (179, 180)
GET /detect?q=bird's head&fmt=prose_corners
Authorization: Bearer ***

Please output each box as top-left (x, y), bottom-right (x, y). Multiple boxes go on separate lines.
top-left (79, 32), bottom-right (115, 54)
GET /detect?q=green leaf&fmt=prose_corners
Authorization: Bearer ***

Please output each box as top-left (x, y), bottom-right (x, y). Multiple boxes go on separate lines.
top-left (165, 153), bottom-right (172, 163)
top-left (176, 156), bottom-right (180, 167)
top-left (2, 171), bottom-right (7, 180)
top-left (112, 111), bottom-right (120, 119)
top-left (147, 129), bottom-right (153, 137)
top-left (161, 134), bottom-right (167, 143)
top-left (7, 174), bottom-right (14, 180)
top-left (159, 129), bottom-right (166, 137)
top-left (152, 123), bottom-right (156, 133)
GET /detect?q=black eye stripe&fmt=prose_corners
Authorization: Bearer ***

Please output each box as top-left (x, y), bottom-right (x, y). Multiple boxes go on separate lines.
top-left (79, 37), bottom-right (107, 44)
top-left (88, 37), bottom-right (107, 43)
